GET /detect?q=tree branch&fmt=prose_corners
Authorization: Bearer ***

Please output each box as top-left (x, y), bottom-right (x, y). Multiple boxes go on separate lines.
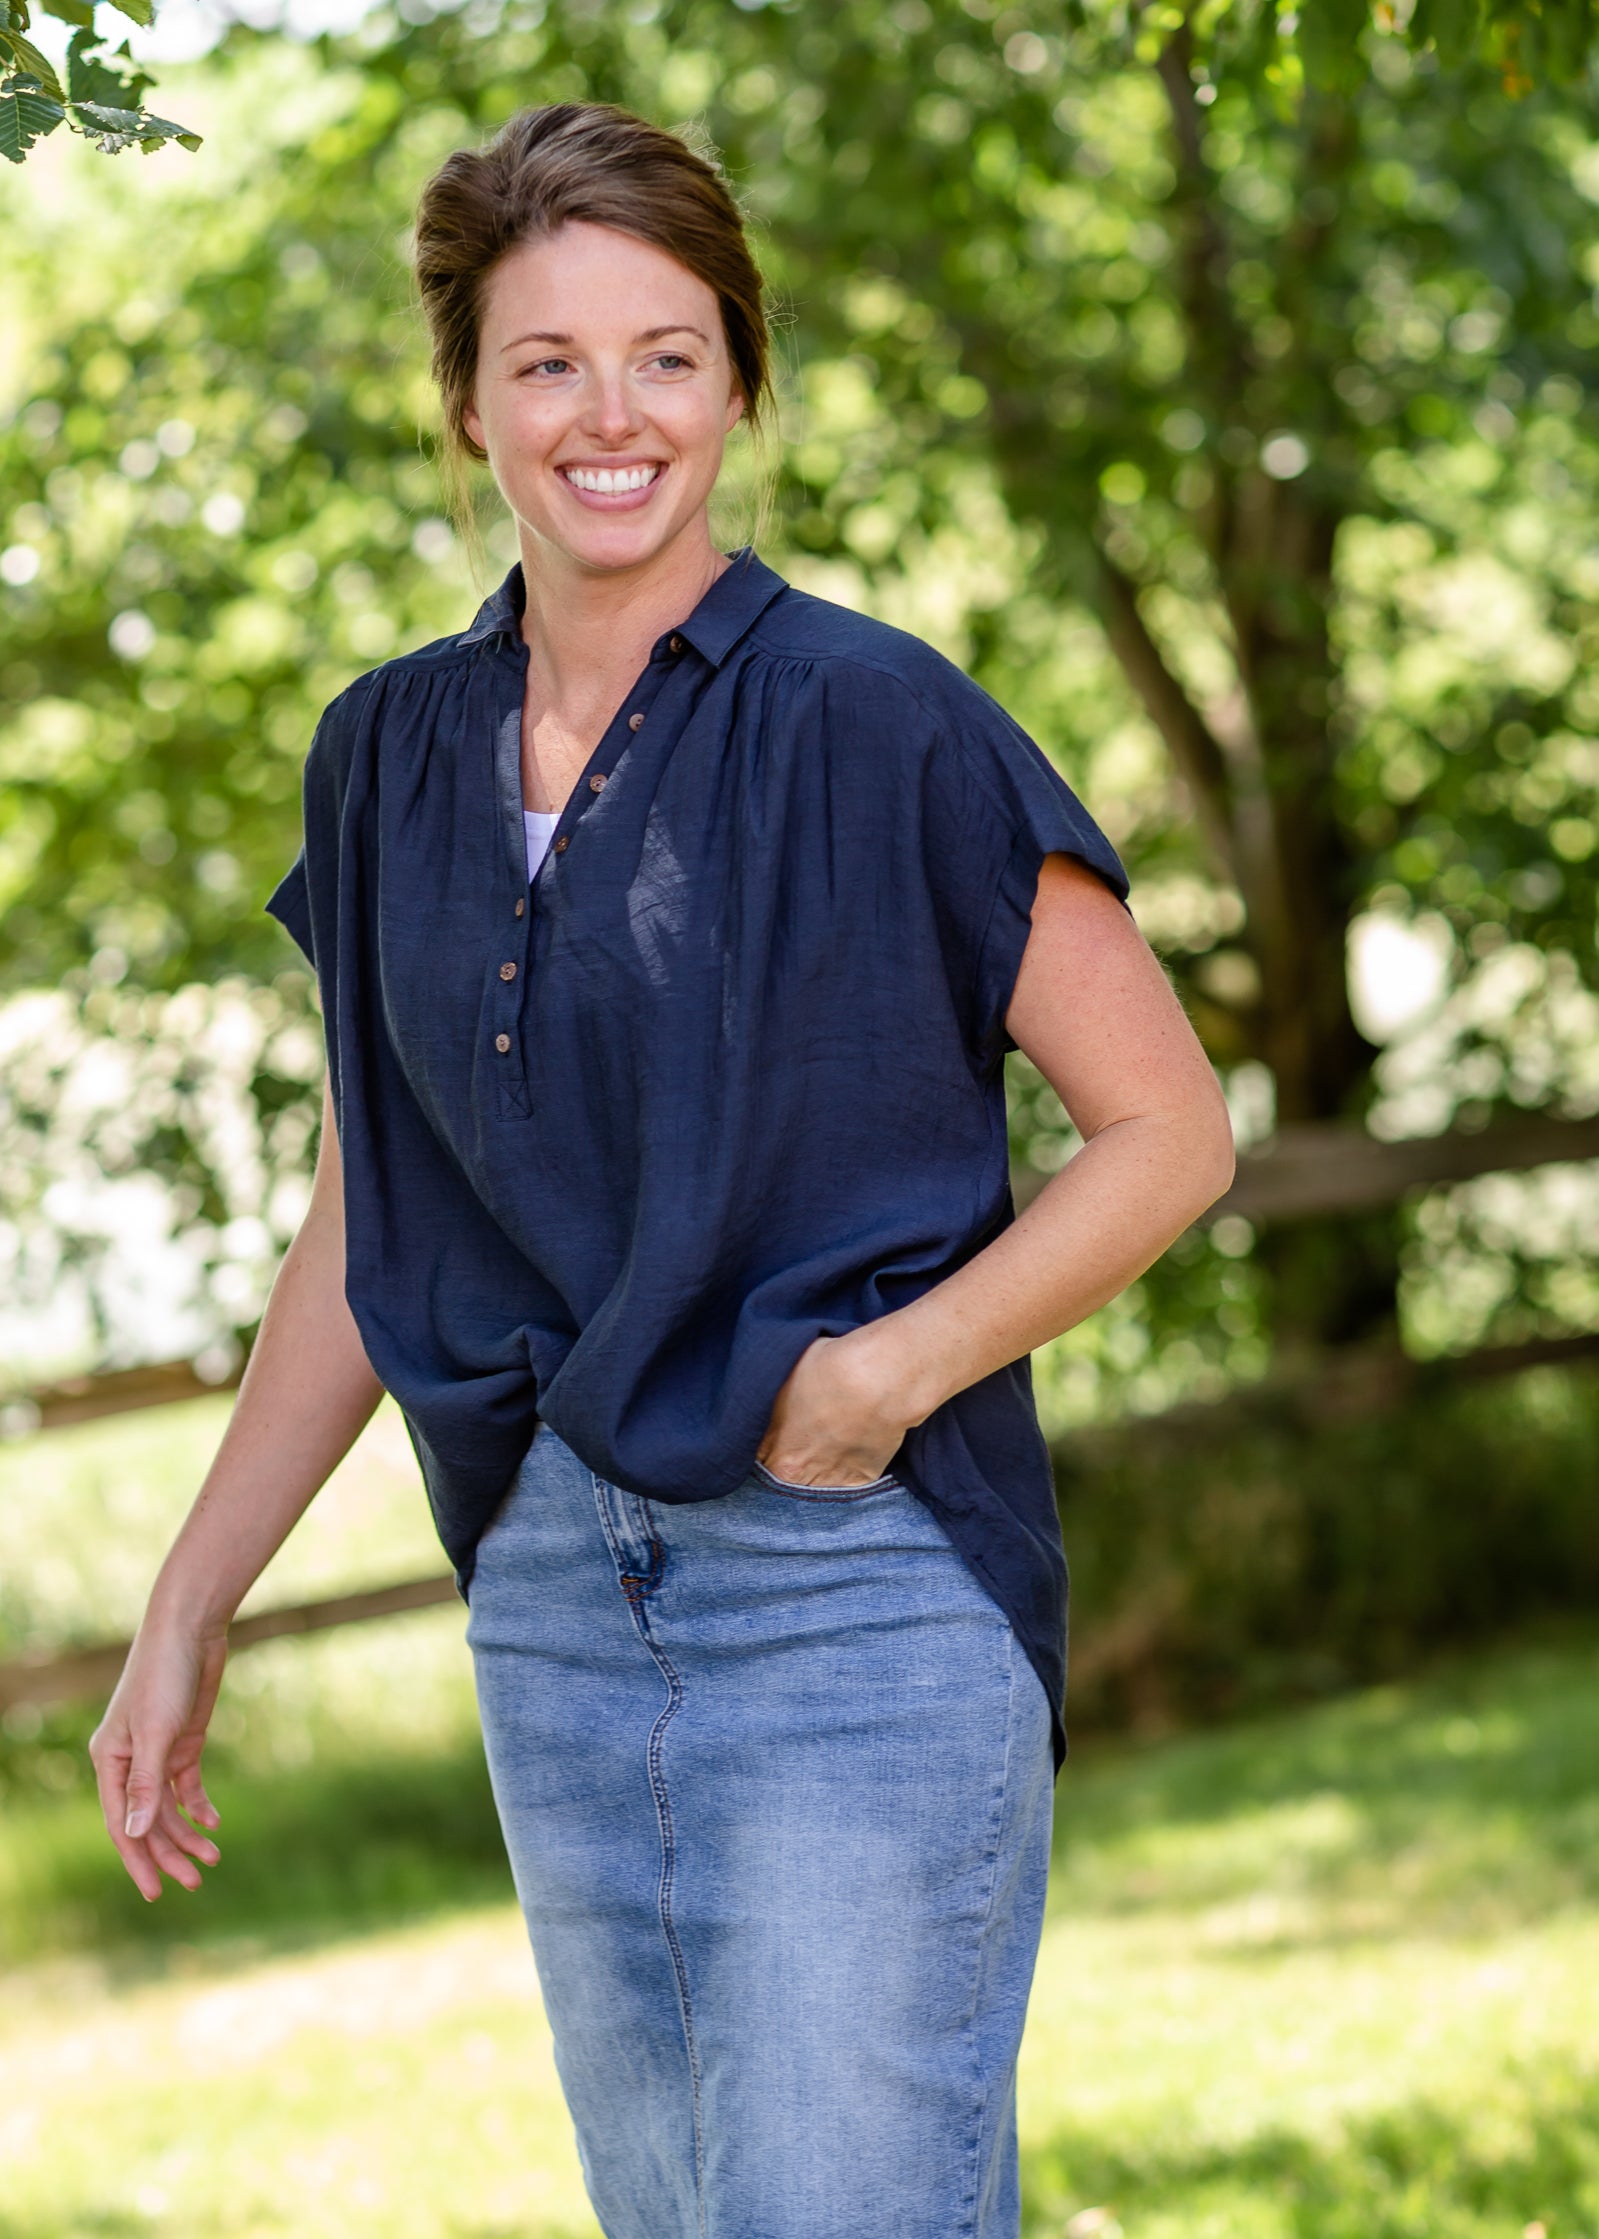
top-left (1094, 544), bottom-right (1237, 870)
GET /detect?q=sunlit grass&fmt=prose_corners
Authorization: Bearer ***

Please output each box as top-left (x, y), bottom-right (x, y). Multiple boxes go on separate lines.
top-left (2, 1633), bottom-right (1597, 2236)
top-left (0, 1911), bottom-right (600, 2239)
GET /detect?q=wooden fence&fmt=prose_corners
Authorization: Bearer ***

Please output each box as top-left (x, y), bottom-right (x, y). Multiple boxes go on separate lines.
top-left (4, 1109), bottom-right (1597, 1711)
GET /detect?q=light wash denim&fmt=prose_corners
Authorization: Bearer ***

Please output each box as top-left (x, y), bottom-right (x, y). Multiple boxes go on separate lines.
top-left (465, 1422), bottom-right (1054, 2239)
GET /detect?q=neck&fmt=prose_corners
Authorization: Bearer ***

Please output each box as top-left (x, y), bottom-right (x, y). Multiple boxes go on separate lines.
top-left (516, 517), bottom-right (730, 722)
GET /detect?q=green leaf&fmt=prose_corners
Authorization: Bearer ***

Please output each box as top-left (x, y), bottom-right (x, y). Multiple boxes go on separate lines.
top-left (0, 25), bottom-right (63, 97)
top-left (68, 93), bottom-right (144, 146)
top-left (65, 91), bottom-right (198, 152)
top-left (67, 26), bottom-right (136, 105)
top-left (107, 34), bottom-right (152, 105)
top-left (135, 107), bottom-right (200, 150)
top-left (0, 81), bottom-right (64, 158)
top-left (37, 0), bottom-right (97, 26)
top-left (102, 0), bottom-right (153, 24)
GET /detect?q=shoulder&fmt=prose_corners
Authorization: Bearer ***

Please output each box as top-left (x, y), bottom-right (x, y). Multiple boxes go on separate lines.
top-left (751, 584), bottom-right (1069, 814)
top-left (750, 586), bottom-right (1005, 736)
top-left (306, 629), bottom-right (474, 764)
top-left (326, 626), bottom-right (476, 713)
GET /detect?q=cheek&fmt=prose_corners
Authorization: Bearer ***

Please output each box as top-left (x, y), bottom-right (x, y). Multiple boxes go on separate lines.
top-left (480, 390), bottom-right (565, 463)
top-left (670, 391), bottom-right (735, 461)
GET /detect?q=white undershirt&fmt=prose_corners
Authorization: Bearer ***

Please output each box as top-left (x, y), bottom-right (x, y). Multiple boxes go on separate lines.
top-left (523, 808), bottom-right (560, 882)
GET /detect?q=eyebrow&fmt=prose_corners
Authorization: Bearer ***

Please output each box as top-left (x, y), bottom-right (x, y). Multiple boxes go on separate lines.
top-left (500, 324), bottom-right (712, 355)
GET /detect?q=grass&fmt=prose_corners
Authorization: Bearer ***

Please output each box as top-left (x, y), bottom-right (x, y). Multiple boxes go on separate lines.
top-left (2, 1402), bottom-right (1597, 2234)
top-left (0, 1630), bottom-right (1597, 2235)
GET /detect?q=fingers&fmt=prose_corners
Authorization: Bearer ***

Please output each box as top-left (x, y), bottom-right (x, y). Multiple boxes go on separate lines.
top-left (122, 1734), bottom-right (167, 1841)
top-left (158, 1791), bottom-right (221, 1871)
top-left (96, 1778), bottom-right (220, 1900)
top-left (91, 1716), bottom-right (223, 1901)
top-left (128, 1793), bottom-right (221, 1896)
top-left (172, 1759), bottom-right (221, 1831)
top-left (141, 1800), bottom-right (211, 1895)
top-left (94, 1759), bottom-right (166, 1903)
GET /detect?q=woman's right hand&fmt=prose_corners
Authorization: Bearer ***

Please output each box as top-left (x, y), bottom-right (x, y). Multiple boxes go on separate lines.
top-left (89, 1620), bottom-right (228, 1901)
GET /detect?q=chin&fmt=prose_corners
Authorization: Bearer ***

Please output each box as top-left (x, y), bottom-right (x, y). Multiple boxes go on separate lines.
top-left (536, 508), bottom-right (701, 575)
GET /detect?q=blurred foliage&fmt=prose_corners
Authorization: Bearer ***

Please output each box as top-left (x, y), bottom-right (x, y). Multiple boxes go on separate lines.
top-left (1056, 1358), bottom-right (1599, 1725)
top-left (10, 0), bottom-right (1599, 171)
top-left (5, 0), bottom-right (1599, 1375)
top-left (0, 980), bottom-right (322, 1386)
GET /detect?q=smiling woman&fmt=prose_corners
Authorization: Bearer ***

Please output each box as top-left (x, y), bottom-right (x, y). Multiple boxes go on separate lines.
top-left (464, 226), bottom-right (744, 576)
top-left (415, 102), bottom-right (771, 579)
top-left (88, 99), bottom-right (1234, 2239)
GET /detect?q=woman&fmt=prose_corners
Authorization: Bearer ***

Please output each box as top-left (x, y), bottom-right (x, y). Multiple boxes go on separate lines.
top-left (91, 103), bottom-right (1234, 2239)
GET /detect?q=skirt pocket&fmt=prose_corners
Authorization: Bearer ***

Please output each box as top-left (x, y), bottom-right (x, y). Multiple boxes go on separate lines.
top-left (751, 1457), bottom-right (902, 1501)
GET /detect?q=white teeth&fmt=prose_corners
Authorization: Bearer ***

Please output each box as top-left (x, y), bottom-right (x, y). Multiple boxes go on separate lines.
top-left (564, 465), bottom-right (660, 494)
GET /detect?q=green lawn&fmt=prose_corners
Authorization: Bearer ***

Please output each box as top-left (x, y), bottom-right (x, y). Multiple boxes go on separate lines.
top-left (2, 1406), bottom-right (1597, 2236)
top-left (1, 1627), bottom-right (1596, 2236)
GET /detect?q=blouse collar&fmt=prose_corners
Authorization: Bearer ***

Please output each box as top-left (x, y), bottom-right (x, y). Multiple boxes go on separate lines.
top-left (459, 545), bottom-right (788, 667)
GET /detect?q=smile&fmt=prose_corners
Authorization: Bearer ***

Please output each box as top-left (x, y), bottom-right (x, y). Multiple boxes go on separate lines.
top-left (560, 464), bottom-right (663, 494)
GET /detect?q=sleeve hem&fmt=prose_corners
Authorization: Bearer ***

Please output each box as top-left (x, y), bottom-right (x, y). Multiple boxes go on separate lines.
top-left (264, 854), bottom-right (315, 969)
top-left (976, 828), bottom-right (1133, 1062)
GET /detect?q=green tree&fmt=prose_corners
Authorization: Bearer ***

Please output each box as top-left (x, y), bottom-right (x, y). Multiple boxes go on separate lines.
top-left (7, 0), bottom-right (1599, 165)
top-left (4, 0), bottom-right (1599, 1376)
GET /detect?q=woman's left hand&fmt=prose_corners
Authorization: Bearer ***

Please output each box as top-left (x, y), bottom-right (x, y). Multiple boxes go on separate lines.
top-left (756, 1330), bottom-right (916, 1488)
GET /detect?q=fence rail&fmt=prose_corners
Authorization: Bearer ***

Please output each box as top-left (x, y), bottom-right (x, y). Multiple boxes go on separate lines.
top-left (0, 1575), bottom-right (461, 1717)
top-left (5, 1110), bottom-right (1597, 1711)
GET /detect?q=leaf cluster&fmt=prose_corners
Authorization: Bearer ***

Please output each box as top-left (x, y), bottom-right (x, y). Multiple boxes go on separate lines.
top-left (0, 0), bottom-right (197, 162)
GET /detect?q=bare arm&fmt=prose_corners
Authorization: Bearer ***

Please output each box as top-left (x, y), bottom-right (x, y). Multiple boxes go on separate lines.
top-left (758, 855), bottom-right (1235, 1480)
top-left (90, 1074), bottom-right (384, 1899)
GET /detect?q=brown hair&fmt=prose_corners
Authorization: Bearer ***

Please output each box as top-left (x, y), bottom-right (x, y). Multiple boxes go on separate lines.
top-left (414, 103), bottom-right (774, 553)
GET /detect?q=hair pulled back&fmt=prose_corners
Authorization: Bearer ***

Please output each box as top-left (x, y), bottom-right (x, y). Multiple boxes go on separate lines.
top-left (414, 102), bottom-right (773, 498)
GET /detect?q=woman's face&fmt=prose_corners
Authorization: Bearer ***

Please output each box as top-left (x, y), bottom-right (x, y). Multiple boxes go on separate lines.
top-left (465, 220), bottom-right (745, 580)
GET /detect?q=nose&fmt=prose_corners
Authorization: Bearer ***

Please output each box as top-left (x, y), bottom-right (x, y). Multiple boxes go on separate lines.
top-left (584, 367), bottom-right (646, 446)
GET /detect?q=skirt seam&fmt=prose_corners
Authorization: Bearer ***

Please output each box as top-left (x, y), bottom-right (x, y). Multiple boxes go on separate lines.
top-left (955, 1617), bottom-right (1018, 2239)
top-left (594, 1477), bottom-right (708, 2239)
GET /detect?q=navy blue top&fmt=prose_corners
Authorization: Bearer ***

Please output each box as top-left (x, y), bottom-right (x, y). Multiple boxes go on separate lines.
top-left (266, 548), bottom-right (1128, 1765)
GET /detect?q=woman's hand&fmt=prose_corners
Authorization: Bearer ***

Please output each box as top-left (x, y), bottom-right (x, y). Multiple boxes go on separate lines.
top-left (89, 1621), bottom-right (227, 1902)
top-left (756, 1330), bottom-right (916, 1487)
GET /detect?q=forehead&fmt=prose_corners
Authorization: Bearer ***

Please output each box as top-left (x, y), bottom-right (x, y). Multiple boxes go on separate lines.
top-left (480, 221), bottom-right (722, 343)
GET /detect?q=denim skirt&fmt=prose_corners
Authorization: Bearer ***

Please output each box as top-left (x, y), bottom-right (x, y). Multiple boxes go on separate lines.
top-left (465, 1421), bottom-right (1054, 2239)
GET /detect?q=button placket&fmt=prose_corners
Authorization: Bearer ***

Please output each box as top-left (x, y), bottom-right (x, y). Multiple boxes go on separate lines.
top-left (485, 644), bottom-right (536, 1121)
top-left (490, 621), bottom-right (693, 1119)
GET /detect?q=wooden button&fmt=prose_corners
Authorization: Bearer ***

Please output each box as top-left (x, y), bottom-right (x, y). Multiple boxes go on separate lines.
top-left (494, 1033), bottom-right (511, 1054)
top-left (553, 834), bottom-right (569, 852)
top-left (515, 897), bottom-right (525, 917)
top-left (589, 773), bottom-right (607, 792)
top-left (668, 633), bottom-right (684, 654)
top-left (499, 961), bottom-right (517, 981)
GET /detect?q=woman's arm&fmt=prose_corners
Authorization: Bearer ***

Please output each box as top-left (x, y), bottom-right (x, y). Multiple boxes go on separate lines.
top-left (758, 855), bottom-right (1236, 1481)
top-left (89, 1074), bottom-right (385, 1900)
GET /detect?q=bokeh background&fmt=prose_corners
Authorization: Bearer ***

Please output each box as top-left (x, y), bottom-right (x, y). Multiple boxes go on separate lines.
top-left (3, 3), bottom-right (1598, 2233)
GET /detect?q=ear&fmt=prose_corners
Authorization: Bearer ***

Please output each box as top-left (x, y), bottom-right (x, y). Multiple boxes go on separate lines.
top-left (463, 401), bottom-right (485, 453)
top-left (725, 388), bottom-right (746, 435)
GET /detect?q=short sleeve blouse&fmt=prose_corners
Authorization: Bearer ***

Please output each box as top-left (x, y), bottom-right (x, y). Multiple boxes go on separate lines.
top-left (266, 549), bottom-right (1129, 1766)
